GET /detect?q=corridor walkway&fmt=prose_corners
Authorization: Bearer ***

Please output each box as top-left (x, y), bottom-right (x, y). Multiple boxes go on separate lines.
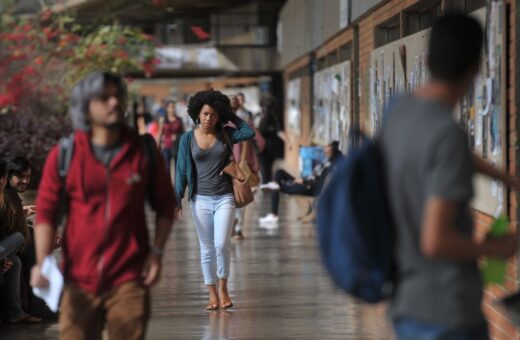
top-left (0, 192), bottom-right (392, 339)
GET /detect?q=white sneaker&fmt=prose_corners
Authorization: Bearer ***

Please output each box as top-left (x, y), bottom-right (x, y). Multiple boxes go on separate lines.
top-left (259, 213), bottom-right (279, 224)
top-left (259, 182), bottom-right (280, 191)
top-left (260, 222), bottom-right (279, 230)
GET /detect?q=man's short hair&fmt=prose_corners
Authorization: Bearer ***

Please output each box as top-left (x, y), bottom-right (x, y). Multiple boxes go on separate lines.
top-left (69, 71), bottom-right (127, 131)
top-left (7, 156), bottom-right (32, 179)
top-left (427, 12), bottom-right (484, 84)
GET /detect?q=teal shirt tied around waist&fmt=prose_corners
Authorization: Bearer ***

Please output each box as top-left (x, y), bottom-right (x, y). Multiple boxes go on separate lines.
top-left (175, 117), bottom-right (255, 207)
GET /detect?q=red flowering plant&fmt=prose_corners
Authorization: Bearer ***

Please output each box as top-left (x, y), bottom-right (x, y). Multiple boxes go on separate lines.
top-left (0, 3), bottom-right (157, 187)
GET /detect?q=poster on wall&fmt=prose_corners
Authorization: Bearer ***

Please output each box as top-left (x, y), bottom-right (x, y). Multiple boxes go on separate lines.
top-left (368, 30), bottom-right (428, 136)
top-left (287, 78), bottom-right (302, 136)
top-left (312, 60), bottom-right (352, 152)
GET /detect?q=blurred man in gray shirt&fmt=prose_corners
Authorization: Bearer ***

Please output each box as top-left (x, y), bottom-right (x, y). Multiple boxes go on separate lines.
top-left (381, 13), bottom-right (518, 340)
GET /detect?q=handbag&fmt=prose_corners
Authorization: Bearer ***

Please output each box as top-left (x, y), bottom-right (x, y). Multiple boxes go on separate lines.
top-left (221, 132), bottom-right (254, 208)
top-left (238, 141), bottom-right (261, 188)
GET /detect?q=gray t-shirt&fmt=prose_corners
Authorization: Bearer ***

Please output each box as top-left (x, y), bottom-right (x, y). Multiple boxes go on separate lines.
top-left (91, 143), bottom-right (122, 168)
top-left (381, 96), bottom-right (484, 328)
top-left (191, 135), bottom-right (233, 196)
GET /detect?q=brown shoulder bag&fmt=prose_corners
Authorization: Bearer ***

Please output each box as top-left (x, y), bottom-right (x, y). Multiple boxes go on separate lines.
top-left (221, 132), bottom-right (254, 208)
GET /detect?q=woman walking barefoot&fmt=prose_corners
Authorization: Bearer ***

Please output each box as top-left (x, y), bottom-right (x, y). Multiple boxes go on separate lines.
top-left (175, 90), bottom-right (254, 310)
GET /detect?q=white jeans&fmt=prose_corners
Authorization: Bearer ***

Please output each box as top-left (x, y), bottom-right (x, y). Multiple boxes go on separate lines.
top-left (235, 208), bottom-right (245, 232)
top-left (190, 194), bottom-right (236, 285)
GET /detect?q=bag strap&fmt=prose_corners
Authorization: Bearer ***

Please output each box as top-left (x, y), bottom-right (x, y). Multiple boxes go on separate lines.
top-left (239, 141), bottom-right (248, 164)
top-left (139, 133), bottom-right (158, 211)
top-left (221, 129), bottom-right (235, 161)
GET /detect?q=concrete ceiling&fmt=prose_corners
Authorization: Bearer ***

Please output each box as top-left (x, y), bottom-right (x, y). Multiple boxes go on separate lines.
top-left (50, 0), bottom-right (285, 24)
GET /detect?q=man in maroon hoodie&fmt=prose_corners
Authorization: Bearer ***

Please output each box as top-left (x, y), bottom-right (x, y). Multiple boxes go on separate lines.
top-left (30, 71), bottom-right (176, 340)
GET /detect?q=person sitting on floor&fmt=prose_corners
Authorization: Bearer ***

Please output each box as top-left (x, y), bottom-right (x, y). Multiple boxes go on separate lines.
top-left (259, 141), bottom-right (343, 224)
top-left (0, 159), bottom-right (41, 324)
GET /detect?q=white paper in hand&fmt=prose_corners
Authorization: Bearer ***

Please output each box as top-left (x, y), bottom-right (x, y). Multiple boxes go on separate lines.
top-left (32, 256), bottom-right (64, 312)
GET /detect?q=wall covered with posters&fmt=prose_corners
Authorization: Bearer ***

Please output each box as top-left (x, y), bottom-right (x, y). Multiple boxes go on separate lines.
top-left (312, 60), bottom-right (352, 152)
top-left (366, 4), bottom-right (505, 216)
top-left (286, 78), bottom-right (302, 137)
top-left (368, 29), bottom-right (428, 136)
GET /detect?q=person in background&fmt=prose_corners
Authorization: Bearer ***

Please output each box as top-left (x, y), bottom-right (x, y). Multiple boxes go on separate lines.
top-left (0, 159), bottom-right (41, 324)
top-left (259, 141), bottom-right (342, 225)
top-left (157, 100), bottom-right (185, 176)
top-left (5, 157), bottom-right (53, 318)
top-left (236, 92), bottom-right (253, 124)
top-left (257, 95), bottom-right (291, 183)
top-left (153, 98), bottom-right (167, 120)
top-left (131, 97), bottom-right (154, 136)
top-left (175, 90), bottom-right (254, 309)
top-left (229, 95), bottom-right (264, 240)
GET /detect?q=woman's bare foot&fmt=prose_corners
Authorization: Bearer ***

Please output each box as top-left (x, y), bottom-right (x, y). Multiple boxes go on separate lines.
top-left (219, 279), bottom-right (233, 309)
top-left (206, 284), bottom-right (219, 310)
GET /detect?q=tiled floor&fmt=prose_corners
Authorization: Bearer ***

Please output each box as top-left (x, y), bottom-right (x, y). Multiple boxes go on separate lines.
top-left (0, 191), bottom-right (392, 339)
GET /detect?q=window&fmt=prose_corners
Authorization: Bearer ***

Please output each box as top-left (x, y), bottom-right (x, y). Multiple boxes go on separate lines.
top-left (339, 42), bottom-right (352, 62)
top-left (375, 15), bottom-right (400, 48)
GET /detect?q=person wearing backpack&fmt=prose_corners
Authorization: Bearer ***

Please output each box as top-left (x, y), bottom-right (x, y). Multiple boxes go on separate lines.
top-left (30, 71), bottom-right (176, 340)
top-left (381, 14), bottom-right (518, 339)
top-left (175, 90), bottom-right (254, 310)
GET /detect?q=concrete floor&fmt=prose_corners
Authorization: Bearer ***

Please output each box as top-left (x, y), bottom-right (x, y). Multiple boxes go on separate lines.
top-left (0, 191), bottom-right (392, 339)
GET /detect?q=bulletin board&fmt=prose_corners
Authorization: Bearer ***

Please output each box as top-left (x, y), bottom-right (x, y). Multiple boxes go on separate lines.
top-left (368, 29), bottom-right (428, 136)
top-left (312, 60), bottom-right (352, 152)
top-left (463, 4), bottom-right (507, 216)
top-left (287, 78), bottom-right (302, 136)
top-left (285, 73), bottom-right (313, 176)
top-left (367, 4), bottom-right (506, 216)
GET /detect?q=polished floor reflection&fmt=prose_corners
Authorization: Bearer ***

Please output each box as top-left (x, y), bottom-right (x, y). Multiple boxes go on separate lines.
top-left (0, 191), bottom-right (392, 339)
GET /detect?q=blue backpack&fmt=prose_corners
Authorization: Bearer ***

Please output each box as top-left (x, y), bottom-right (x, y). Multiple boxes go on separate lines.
top-left (316, 133), bottom-right (395, 303)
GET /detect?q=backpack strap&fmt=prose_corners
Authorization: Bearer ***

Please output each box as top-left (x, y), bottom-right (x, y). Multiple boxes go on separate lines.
top-left (139, 134), bottom-right (158, 211)
top-left (57, 133), bottom-right (75, 180)
top-left (56, 133), bottom-right (74, 279)
top-left (55, 133), bottom-right (75, 226)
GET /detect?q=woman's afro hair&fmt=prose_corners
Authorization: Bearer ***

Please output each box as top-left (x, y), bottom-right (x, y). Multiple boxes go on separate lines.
top-left (187, 90), bottom-right (234, 125)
